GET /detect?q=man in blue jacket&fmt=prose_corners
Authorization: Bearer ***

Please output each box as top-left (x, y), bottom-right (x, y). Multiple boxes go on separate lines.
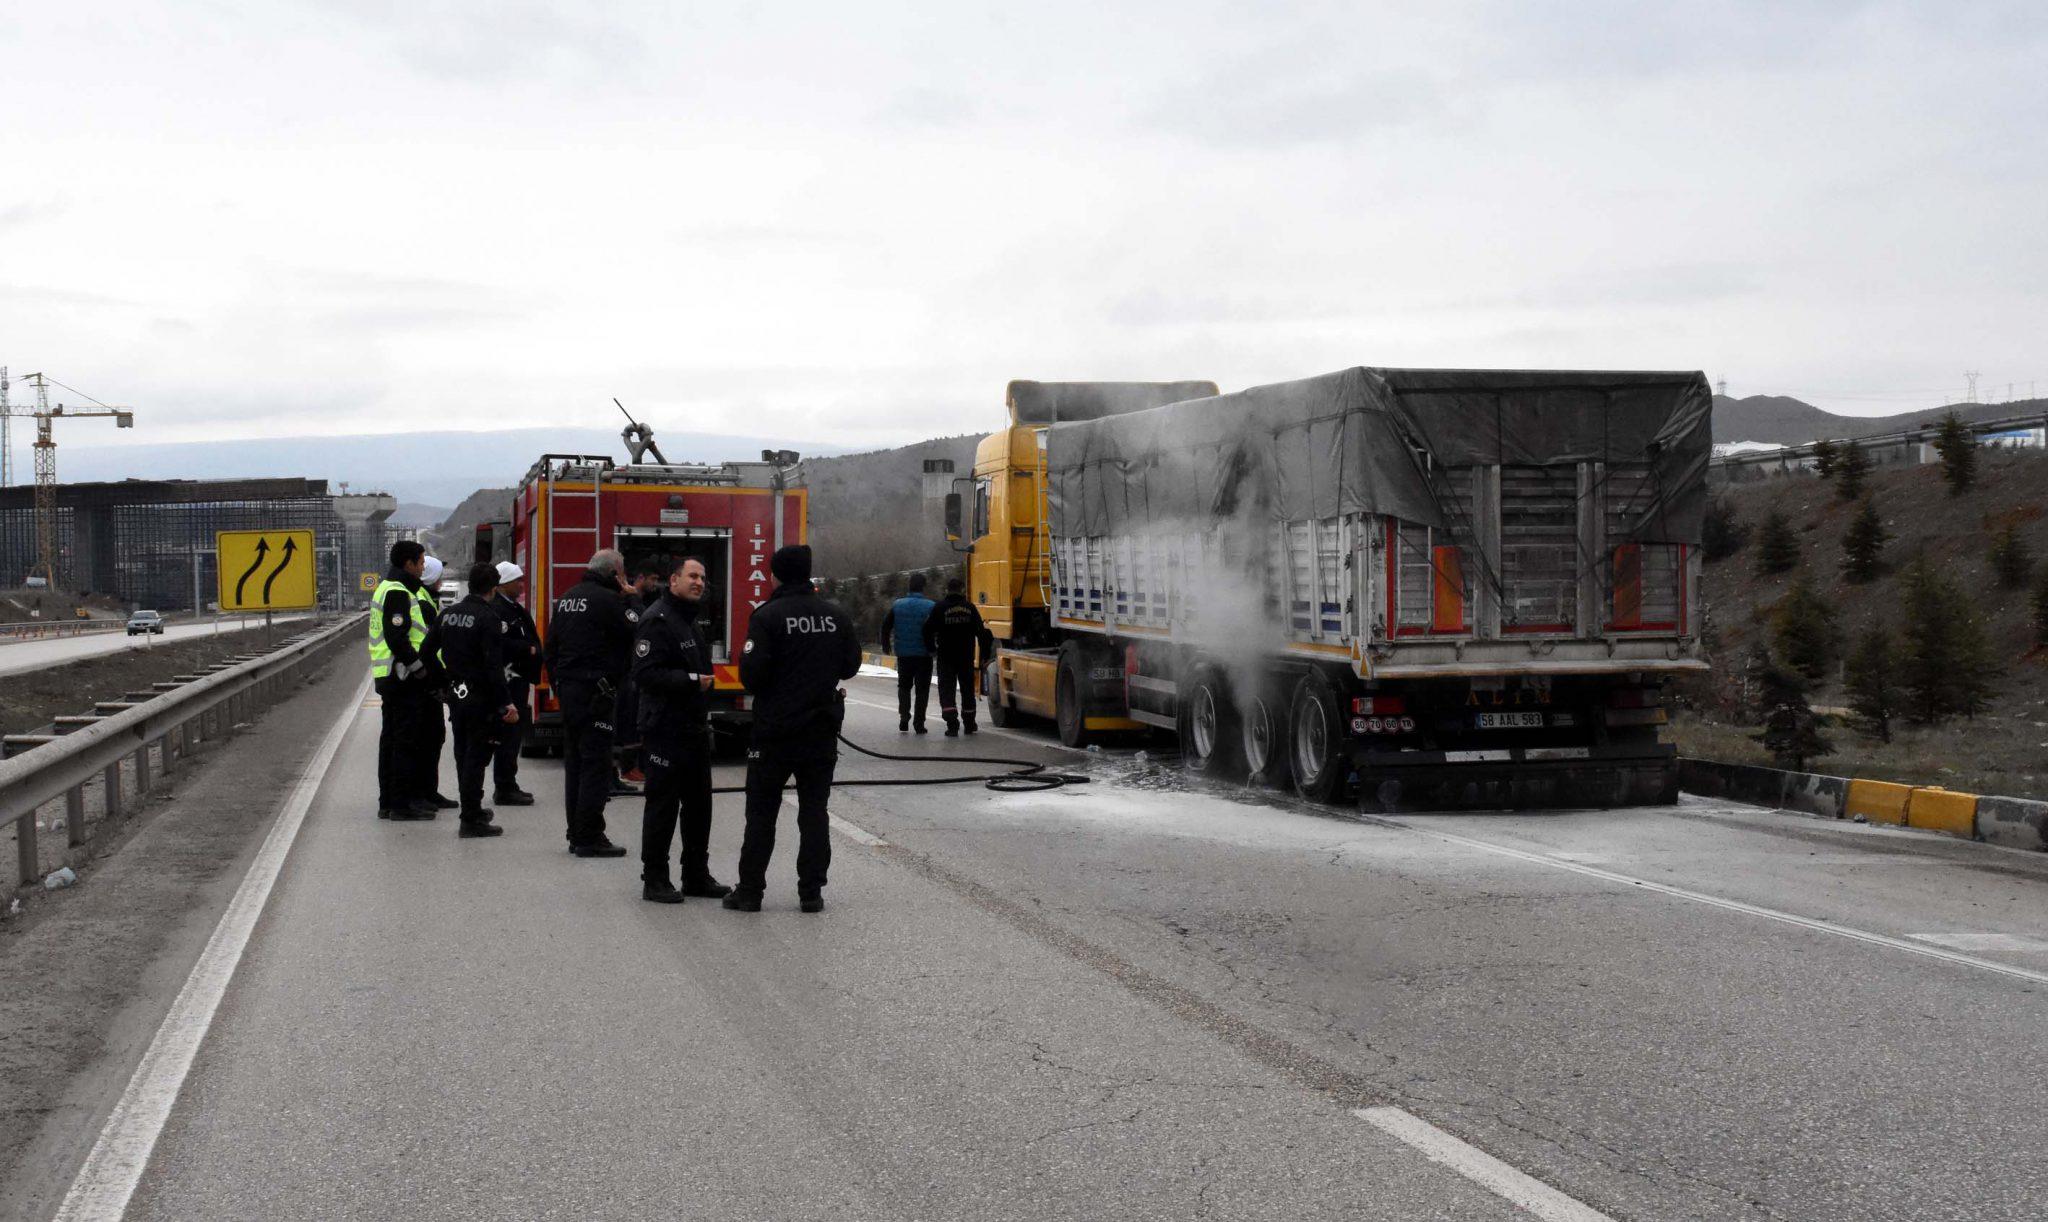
top-left (878, 574), bottom-right (936, 733)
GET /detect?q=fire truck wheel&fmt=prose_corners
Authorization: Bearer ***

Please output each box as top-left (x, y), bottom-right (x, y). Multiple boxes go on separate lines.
top-left (1241, 686), bottom-right (1290, 789)
top-left (1289, 669), bottom-right (1353, 804)
top-left (1178, 664), bottom-right (1241, 777)
top-left (1055, 645), bottom-right (1090, 748)
top-left (982, 659), bottom-right (1013, 728)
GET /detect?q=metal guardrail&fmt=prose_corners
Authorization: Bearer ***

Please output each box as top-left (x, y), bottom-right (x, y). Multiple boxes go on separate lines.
top-left (0, 612), bottom-right (365, 889)
top-left (0, 622), bottom-right (127, 643)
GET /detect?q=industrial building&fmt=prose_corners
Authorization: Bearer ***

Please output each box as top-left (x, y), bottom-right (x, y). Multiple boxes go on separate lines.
top-left (0, 477), bottom-right (397, 612)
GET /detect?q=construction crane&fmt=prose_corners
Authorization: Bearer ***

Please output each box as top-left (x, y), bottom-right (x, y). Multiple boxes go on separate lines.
top-left (1, 366), bottom-right (14, 487)
top-left (17, 372), bottom-right (134, 589)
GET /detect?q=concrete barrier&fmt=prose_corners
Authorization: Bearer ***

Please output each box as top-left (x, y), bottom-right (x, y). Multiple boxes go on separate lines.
top-left (1906, 787), bottom-right (1979, 838)
top-left (1678, 759), bottom-right (1848, 819)
top-left (1976, 796), bottom-right (2048, 851)
top-left (1845, 779), bottom-right (1914, 825)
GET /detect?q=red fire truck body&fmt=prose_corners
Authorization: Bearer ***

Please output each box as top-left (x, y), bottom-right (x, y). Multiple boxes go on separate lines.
top-left (505, 453), bottom-right (806, 749)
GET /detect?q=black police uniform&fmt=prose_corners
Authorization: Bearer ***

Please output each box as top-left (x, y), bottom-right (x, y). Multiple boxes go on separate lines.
top-left (542, 569), bottom-right (634, 851)
top-left (418, 594), bottom-right (450, 803)
top-left (735, 580), bottom-right (862, 900)
top-left (613, 590), bottom-right (649, 781)
top-left (492, 590), bottom-right (542, 800)
top-left (436, 592), bottom-right (512, 827)
top-left (632, 591), bottom-right (721, 891)
top-left (374, 568), bottom-right (439, 816)
top-left (923, 592), bottom-right (994, 732)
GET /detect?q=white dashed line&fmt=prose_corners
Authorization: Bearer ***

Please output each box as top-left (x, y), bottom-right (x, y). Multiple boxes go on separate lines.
top-left (1354, 1107), bottom-right (1616, 1222)
top-left (55, 674), bottom-right (370, 1222)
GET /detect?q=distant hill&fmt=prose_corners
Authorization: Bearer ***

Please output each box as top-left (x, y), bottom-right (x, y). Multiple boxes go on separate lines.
top-left (1712, 395), bottom-right (2045, 446)
top-left (391, 502), bottom-right (452, 529)
top-left (805, 434), bottom-right (983, 577)
top-left (57, 425), bottom-right (840, 508)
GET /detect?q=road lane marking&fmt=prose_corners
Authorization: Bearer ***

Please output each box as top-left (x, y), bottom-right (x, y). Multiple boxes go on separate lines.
top-left (55, 673), bottom-right (371, 1222)
top-left (783, 796), bottom-right (888, 846)
top-left (1375, 816), bottom-right (2048, 987)
top-left (1354, 1107), bottom-right (1616, 1222)
top-left (1908, 931), bottom-right (2048, 954)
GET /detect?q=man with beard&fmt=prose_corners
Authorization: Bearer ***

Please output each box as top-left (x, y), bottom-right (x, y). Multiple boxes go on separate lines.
top-left (632, 556), bottom-right (732, 903)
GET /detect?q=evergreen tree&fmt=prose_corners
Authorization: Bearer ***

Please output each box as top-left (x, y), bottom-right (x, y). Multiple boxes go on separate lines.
top-left (1899, 557), bottom-right (1998, 721)
top-left (1771, 578), bottom-right (1840, 684)
top-left (1702, 496), bottom-right (1745, 562)
top-left (1839, 498), bottom-right (1888, 583)
top-left (1754, 509), bottom-right (1799, 575)
top-left (1811, 437), bottom-right (1838, 478)
top-left (1751, 651), bottom-right (1832, 770)
top-left (1843, 627), bottom-right (1898, 742)
top-left (1835, 439), bottom-right (1870, 501)
top-left (1933, 410), bottom-right (1977, 495)
top-left (1989, 524), bottom-right (2032, 589)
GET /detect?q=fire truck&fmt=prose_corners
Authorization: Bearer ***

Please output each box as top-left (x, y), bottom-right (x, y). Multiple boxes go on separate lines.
top-left (478, 437), bottom-right (805, 753)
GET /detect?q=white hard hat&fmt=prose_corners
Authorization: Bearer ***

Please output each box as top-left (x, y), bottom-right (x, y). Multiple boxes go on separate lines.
top-left (496, 561), bottom-right (524, 583)
top-left (421, 556), bottom-right (444, 584)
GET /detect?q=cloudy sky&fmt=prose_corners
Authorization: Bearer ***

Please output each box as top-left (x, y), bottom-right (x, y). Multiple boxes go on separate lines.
top-left (3, 1), bottom-right (2044, 458)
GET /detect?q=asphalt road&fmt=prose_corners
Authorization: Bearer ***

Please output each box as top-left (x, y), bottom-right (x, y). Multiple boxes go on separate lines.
top-left (72, 674), bottom-right (2048, 1219)
top-left (0, 615), bottom-right (311, 680)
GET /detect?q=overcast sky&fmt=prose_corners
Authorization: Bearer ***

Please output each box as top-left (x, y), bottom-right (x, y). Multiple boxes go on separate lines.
top-left (3, 1), bottom-right (2044, 456)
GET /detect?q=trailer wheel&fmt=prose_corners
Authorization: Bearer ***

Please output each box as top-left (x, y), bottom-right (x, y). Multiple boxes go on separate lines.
top-left (1241, 687), bottom-right (1290, 788)
top-left (1055, 647), bottom-right (1089, 748)
top-left (983, 659), bottom-right (1013, 728)
top-left (1178, 665), bottom-right (1240, 777)
top-left (1289, 670), bottom-right (1353, 804)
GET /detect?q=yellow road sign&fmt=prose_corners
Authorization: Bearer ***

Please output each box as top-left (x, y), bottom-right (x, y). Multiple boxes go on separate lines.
top-left (217, 529), bottom-right (317, 611)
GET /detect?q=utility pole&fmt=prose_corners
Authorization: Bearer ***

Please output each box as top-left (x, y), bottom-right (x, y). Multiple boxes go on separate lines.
top-left (1716, 378), bottom-right (1729, 398)
top-left (1, 366), bottom-right (13, 487)
top-left (21, 373), bottom-right (135, 589)
top-left (1965, 370), bottom-right (1981, 403)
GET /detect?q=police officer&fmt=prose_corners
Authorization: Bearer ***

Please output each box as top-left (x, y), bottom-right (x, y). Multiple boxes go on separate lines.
top-left (923, 576), bottom-right (993, 736)
top-left (612, 557), bottom-right (666, 792)
top-left (416, 556), bottom-right (455, 810)
top-left (879, 573), bottom-right (936, 733)
top-left (369, 540), bottom-right (439, 820)
top-left (633, 556), bottom-right (732, 904)
top-left (726, 545), bottom-right (862, 914)
top-left (542, 547), bottom-right (636, 857)
top-left (491, 561), bottom-right (541, 806)
top-left (436, 562), bottom-right (516, 838)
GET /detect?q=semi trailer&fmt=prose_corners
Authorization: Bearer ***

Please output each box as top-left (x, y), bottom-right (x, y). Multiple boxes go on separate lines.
top-left (947, 369), bottom-right (1712, 808)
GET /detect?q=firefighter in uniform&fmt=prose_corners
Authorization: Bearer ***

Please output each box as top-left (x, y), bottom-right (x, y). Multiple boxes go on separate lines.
top-left (491, 561), bottom-right (541, 806)
top-left (369, 540), bottom-right (439, 820)
top-left (542, 547), bottom-right (636, 857)
top-left (726, 545), bottom-right (862, 914)
top-left (879, 573), bottom-right (936, 733)
top-left (435, 562), bottom-right (516, 837)
top-left (632, 556), bottom-right (732, 903)
top-left (923, 576), bottom-right (994, 736)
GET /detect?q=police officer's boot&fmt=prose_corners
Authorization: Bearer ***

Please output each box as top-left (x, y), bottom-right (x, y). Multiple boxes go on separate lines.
top-left (799, 891), bottom-right (825, 914)
top-left (458, 816), bottom-right (503, 838)
top-left (643, 878), bottom-right (685, 904)
top-left (944, 716), bottom-right (959, 738)
top-left (721, 891), bottom-right (762, 912)
top-left (963, 714), bottom-right (978, 736)
top-left (899, 715), bottom-right (909, 733)
top-left (682, 874), bottom-right (732, 899)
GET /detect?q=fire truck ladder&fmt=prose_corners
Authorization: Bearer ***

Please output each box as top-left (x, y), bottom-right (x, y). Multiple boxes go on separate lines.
top-left (541, 454), bottom-right (614, 587)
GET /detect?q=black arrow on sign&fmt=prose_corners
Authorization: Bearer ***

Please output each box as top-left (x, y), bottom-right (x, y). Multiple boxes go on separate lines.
top-left (261, 536), bottom-right (298, 604)
top-left (234, 538), bottom-right (270, 605)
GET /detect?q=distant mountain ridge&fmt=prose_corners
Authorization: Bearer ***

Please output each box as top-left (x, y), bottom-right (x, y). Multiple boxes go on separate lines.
top-left (1711, 395), bottom-right (2045, 446)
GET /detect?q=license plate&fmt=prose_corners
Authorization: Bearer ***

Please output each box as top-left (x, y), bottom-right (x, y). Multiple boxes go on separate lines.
top-left (1476, 711), bottom-right (1544, 729)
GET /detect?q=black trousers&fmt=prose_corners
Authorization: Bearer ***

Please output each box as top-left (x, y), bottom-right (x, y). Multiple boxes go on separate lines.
top-left (450, 703), bottom-right (502, 820)
top-left (493, 683), bottom-right (531, 791)
top-left (614, 680), bottom-right (641, 769)
top-left (418, 691), bottom-right (447, 799)
top-left (737, 743), bottom-right (836, 896)
top-left (936, 658), bottom-right (976, 724)
top-left (896, 655), bottom-right (932, 725)
top-left (640, 726), bottom-right (714, 885)
top-left (559, 680), bottom-right (616, 846)
top-left (375, 678), bottom-right (438, 810)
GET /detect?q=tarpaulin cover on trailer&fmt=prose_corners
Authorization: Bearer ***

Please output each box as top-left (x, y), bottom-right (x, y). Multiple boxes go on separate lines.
top-left (1045, 367), bottom-right (1713, 543)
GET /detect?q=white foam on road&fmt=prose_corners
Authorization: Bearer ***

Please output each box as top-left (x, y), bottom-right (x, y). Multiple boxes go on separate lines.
top-left (54, 673), bottom-right (370, 1222)
top-left (856, 663), bottom-right (896, 679)
top-left (1354, 1107), bottom-right (1616, 1222)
